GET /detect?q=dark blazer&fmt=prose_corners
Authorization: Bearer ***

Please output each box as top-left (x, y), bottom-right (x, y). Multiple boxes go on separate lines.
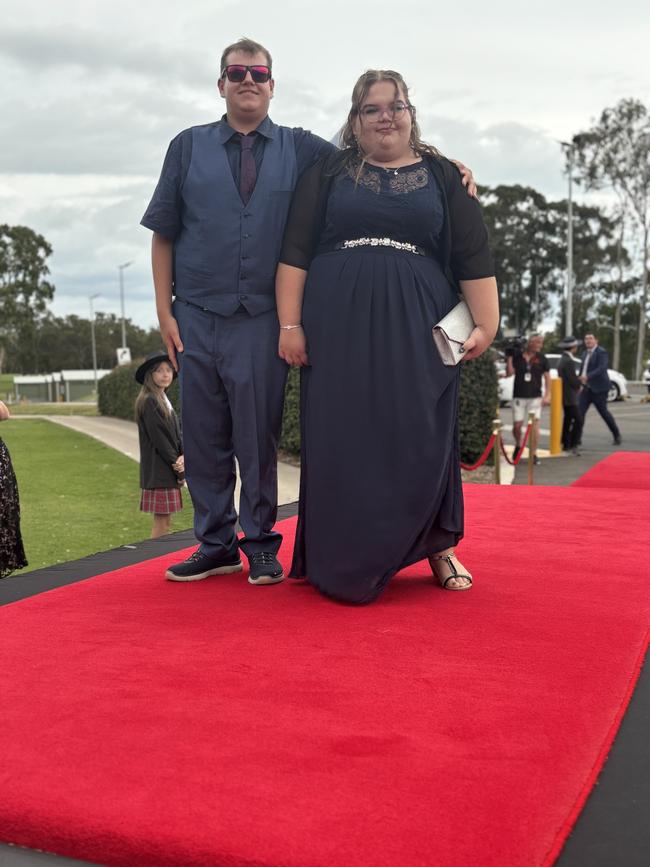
top-left (557, 352), bottom-right (582, 406)
top-left (137, 394), bottom-right (183, 489)
top-left (580, 345), bottom-right (611, 394)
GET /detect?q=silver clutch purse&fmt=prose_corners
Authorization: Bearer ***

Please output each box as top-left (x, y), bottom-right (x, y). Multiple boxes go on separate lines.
top-left (432, 300), bottom-right (475, 365)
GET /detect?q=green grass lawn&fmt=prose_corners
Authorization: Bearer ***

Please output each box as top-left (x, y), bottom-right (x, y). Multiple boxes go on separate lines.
top-left (8, 402), bottom-right (99, 416)
top-left (2, 419), bottom-right (194, 574)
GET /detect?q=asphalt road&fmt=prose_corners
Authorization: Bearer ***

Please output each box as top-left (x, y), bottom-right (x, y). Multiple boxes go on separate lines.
top-left (503, 395), bottom-right (650, 486)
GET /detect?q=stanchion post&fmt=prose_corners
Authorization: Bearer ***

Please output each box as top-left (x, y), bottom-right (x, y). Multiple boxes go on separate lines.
top-left (550, 378), bottom-right (563, 455)
top-left (527, 410), bottom-right (536, 486)
top-left (492, 418), bottom-right (502, 485)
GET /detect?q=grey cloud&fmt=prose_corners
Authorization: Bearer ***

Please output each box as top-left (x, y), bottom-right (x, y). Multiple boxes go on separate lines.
top-left (420, 116), bottom-right (567, 199)
top-left (0, 24), bottom-right (212, 84)
top-left (0, 76), bottom-right (214, 174)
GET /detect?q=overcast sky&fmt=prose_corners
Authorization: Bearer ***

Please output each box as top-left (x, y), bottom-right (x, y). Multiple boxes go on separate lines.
top-left (2, 0), bottom-right (648, 329)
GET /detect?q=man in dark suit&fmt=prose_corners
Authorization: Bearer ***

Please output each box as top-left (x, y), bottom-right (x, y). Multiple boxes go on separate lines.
top-left (578, 332), bottom-right (622, 445)
top-left (557, 335), bottom-right (583, 454)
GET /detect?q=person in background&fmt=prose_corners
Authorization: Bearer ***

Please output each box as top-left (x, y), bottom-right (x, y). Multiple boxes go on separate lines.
top-left (0, 400), bottom-right (28, 578)
top-left (557, 335), bottom-right (583, 455)
top-left (641, 359), bottom-right (650, 399)
top-left (135, 351), bottom-right (185, 540)
top-left (578, 332), bottom-right (622, 446)
top-left (141, 37), bottom-right (478, 586)
top-left (506, 333), bottom-right (551, 464)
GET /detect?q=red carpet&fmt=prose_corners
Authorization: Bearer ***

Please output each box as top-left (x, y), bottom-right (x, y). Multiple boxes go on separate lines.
top-left (0, 485), bottom-right (649, 867)
top-left (571, 451), bottom-right (650, 489)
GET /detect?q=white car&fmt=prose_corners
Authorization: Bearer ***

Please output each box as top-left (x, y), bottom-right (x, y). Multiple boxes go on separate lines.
top-left (498, 353), bottom-right (628, 404)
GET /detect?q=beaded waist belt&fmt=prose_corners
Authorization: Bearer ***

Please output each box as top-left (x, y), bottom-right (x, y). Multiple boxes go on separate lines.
top-left (334, 237), bottom-right (426, 256)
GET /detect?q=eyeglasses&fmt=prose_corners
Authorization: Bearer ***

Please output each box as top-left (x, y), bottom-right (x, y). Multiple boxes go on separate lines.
top-left (221, 64), bottom-right (272, 84)
top-left (358, 101), bottom-right (410, 121)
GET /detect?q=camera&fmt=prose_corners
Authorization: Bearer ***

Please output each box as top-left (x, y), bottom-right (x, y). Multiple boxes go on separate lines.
top-left (499, 335), bottom-right (527, 358)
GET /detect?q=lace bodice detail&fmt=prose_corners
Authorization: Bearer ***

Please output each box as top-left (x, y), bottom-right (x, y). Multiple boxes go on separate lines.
top-left (318, 160), bottom-right (444, 254)
top-left (345, 162), bottom-right (432, 196)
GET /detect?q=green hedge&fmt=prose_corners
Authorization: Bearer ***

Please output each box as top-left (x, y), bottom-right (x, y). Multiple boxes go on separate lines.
top-left (280, 367), bottom-right (301, 454)
top-left (100, 353), bottom-right (499, 465)
top-left (98, 360), bottom-right (180, 421)
top-left (458, 350), bottom-right (499, 464)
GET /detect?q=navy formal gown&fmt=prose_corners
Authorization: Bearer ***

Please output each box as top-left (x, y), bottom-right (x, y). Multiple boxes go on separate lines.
top-left (289, 161), bottom-right (466, 604)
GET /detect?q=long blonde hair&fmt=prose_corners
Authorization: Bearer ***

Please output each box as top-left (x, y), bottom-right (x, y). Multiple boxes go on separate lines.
top-left (337, 69), bottom-right (440, 174)
top-left (135, 365), bottom-right (172, 421)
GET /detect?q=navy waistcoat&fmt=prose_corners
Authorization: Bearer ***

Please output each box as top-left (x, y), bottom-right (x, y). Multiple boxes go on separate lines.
top-left (174, 122), bottom-right (298, 316)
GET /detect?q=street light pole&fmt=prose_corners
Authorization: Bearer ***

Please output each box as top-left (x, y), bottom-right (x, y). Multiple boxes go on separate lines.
top-left (89, 293), bottom-right (101, 395)
top-left (117, 261), bottom-right (133, 350)
top-left (560, 141), bottom-right (575, 335)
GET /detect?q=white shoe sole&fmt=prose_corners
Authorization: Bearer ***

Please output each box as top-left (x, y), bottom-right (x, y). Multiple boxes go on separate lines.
top-left (165, 561), bottom-right (243, 582)
top-left (247, 572), bottom-right (285, 586)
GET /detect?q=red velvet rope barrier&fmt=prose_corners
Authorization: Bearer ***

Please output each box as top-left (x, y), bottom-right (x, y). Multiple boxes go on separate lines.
top-left (460, 433), bottom-right (497, 471)
top-left (460, 418), bottom-right (534, 473)
top-left (499, 421), bottom-right (533, 466)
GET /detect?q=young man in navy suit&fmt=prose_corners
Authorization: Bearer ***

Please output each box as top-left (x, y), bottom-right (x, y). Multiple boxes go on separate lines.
top-left (578, 332), bottom-right (622, 445)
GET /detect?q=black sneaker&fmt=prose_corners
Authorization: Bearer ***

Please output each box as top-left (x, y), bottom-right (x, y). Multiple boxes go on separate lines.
top-left (165, 549), bottom-right (242, 582)
top-left (247, 552), bottom-right (284, 586)
top-left (613, 435), bottom-right (622, 445)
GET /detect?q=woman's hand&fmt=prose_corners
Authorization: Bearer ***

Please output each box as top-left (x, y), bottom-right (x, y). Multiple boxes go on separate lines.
top-left (461, 326), bottom-right (494, 362)
top-left (279, 327), bottom-right (309, 366)
top-left (0, 400), bottom-right (10, 421)
top-left (173, 455), bottom-right (185, 473)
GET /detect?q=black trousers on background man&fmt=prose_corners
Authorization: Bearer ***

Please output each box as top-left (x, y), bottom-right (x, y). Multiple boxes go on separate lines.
top-left (562, 405), bottom-right (582, 450)
top-left (579, 388), bottom-right (621, 440)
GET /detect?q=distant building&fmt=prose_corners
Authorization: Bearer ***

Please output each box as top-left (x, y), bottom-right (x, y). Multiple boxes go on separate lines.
top-left (13, 374), bottom-right (54, 403)
top-left (13, 370), bottom-right (111, 403)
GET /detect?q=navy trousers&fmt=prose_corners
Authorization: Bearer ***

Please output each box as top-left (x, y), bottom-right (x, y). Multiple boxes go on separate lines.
top-left (578, 388), bottom-right (620, 439)
top-left (561, 404), bottom-right (582, 450)
top-left (174, 301), bottom-right (288, 558)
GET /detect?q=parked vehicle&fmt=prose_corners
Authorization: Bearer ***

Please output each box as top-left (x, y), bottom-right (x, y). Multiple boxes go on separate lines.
top-left (497, 354), bottom-right (628, 404)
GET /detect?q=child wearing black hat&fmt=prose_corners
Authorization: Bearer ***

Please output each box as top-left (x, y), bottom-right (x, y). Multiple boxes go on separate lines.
top-left (135, 351), bottom-right (185, 538)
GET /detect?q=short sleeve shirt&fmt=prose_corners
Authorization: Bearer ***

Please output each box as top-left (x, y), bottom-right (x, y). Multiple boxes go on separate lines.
top-left (512, 351), bottom-right (549, 398)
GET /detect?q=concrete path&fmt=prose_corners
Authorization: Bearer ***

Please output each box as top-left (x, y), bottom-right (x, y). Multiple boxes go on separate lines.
top-left (41, 415), bottom-right (301, 506)
top-left (47, 415), bottom-right (141, 460)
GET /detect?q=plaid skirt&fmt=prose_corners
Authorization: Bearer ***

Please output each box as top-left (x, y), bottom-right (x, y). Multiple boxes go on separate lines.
top-left (140, 487), bottom-right (183, 514)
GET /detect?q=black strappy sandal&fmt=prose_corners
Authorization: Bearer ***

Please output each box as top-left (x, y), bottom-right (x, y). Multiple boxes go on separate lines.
top-left (428, 552), bottom-right (473, 591)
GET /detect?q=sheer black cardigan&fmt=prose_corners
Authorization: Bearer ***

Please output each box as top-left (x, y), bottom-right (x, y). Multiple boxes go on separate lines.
top-left (278, 151), bottom-right (495, 287)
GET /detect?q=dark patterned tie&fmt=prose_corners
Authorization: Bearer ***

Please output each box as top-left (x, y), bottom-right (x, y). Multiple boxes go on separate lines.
top-left (239, 134), bottom-right (257, 204)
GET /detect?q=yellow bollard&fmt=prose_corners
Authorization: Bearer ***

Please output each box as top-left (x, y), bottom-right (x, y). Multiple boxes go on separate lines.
top-left (549, 378), bottom-right (563, 455)
top-left (492, 418), bottom-right (502, 485)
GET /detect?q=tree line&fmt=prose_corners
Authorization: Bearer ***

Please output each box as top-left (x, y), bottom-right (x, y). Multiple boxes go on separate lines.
top-left (484, 98), bottom-right (649, 377)
top-left (0, 225), bottom-right (161, 374)
top-left (1, 98), bottom-right (648, 378)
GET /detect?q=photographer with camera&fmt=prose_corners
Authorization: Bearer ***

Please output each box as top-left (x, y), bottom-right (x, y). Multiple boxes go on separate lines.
top-left (505, 333), bottom-right (551, 463)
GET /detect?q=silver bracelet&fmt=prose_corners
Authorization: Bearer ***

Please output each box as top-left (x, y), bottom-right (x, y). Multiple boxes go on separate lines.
top-left (280, 324), bottom-right (302, 330)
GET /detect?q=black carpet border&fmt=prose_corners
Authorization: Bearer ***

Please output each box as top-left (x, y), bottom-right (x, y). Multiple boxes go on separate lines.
top-left (0, 502), bottom-right (299, 607)
top-left (0, 500), bottom-right (648, 867)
